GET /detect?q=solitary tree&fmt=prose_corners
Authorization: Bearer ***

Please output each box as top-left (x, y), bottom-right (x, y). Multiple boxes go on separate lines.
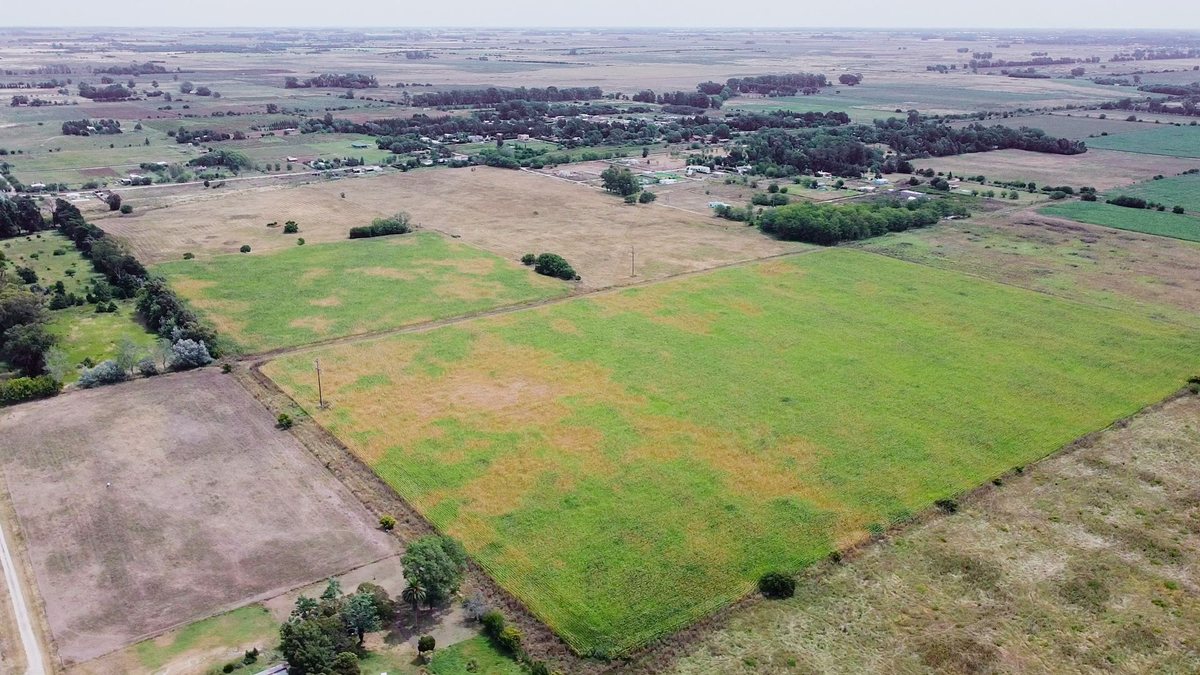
top-left (600, 166), bottom-right (641, 197)
top-left (341, 592), bottom-right (381, 644)
top-left (401, 582), bottom-right (427, 611)
top-left (106, 193), bottom-right (122, 211)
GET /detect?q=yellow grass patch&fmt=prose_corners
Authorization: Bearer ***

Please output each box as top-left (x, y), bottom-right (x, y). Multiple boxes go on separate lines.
top-left (288, 315), bottom-right (334, 335)
top-left (309, 295), bottom-right (342, 307)
top-left (349, 266), bottom-right (419, 281)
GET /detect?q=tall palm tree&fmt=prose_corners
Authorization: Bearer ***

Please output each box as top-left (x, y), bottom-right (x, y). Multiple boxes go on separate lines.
top-left (401, 582), bottom-right (427, 611)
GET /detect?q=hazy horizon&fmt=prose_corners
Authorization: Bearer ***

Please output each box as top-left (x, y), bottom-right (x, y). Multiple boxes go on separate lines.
top-left (4, 0), bottom-right (1200, 31)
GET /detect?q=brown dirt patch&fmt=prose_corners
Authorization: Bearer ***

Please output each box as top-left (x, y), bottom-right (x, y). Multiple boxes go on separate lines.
top-left (0, 369), bottom-right (394, 665)
top-left (913, 148), bottom-right (1200, 191)
top-left (99, 167), bottom-right (805, 288)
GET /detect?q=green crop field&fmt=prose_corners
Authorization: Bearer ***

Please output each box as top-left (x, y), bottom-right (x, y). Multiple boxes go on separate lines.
top-left (1110, 173), bottom-right (1200, 213)
top-left (1, 231), bottom-right (154, 380)
top-left (156, 232), bottom-right (569, 353)
top-left (263, 249), bottom-right (1200, 656)
top-left (1041, 201), bottom-right (1200, 242)
top-left (1085, 125), bottom-right (1200, 158)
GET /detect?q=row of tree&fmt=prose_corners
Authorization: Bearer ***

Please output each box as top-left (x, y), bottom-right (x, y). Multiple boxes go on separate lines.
top-left (757, 198), bottom-right (970, 245)
top-left (77, 82), bottom-right (133, 101)
top-left (410, 86), bottom-right (604, 107)
top-left (284, 73), bottom-right (379, 89)
top-left (0, 195), bottom-right (46, 238)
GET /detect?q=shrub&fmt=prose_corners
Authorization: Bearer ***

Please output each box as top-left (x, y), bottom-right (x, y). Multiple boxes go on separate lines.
top-left (462, 591), bottom-right (490, 622)
top-left (623, 194), bottom-right (638, 204)
top-left (120, 204), bottom-right (133, 214)
top-left (1048, 191), bottom-right (1067, 200)
top-left (1173, 205), bottom-right (1186, 214)
top-left (758, 571), bottom-right (796, 599)
top-left (520, 253), bottom-right (536, 266)
top-left (239, 244), bottom-right (251, 253)
top-left (297, 238), bottom-right (305, 246)
top-left (935, 498), bottom-right (959, 513)
top-left (283, 221), bottom-right (299, 234)
top-left (638, 190), bottom-right (658, 203)
top-left (106, 193), bottom-right (122, 211)
top-left (183, 252), bottom-right (195, 259)
top-left (0, 376), bottom-right (61, 406)
top-left (78, 360), bottom-right (127, 388)
top-left (277, 413), bottom-right (294, 429)
top-left (221, 362), bottom-right (232, 373)
top-left (170, 339), bottom-right (213, 370)
top-left (221, 663), bottom-right (236, 674)
top-left (1187, 375), bottom-right (1200, 394)
top-left (496, 625), bottom-right (523, 655)
top-left (379, 514), bottom-right (396, 531)
top-left (137, 358), bottom-right (158, 377)
top-left (243, 648), bottom-right (259, 665)
top-left (1107, 195), bottom-right (1147, 209)
top-left (480, 609), bottom-right (506, 637)
top-left (1081, 192), bottom-right (1097, 202)
top-left (533, 253), bottom-right (577, 281)
top-left (349, 212), bottom-right (412, 238)
top-left (417, 635), bottom-right (436, 655)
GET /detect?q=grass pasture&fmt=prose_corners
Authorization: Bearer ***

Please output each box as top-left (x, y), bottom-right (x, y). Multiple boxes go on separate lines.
top-left (0, 368), bottom-right (394, 664)
top-left (1, 231), bottom-right (155, 380)
top-left (1110, 172), bottom-right (1200, 213)
top-left (263, 249), bottom-right (1200, 656)
top-left (156, 232), bottom-right (568, 353)
top-left (1040, 201), bottom-right (1200, 243)
top-left (1086, 124), bottom-right (1200, 158)
top-left (912, 148), bottom-right (1200, 191)
top-left (664, 394), bottom-right (1200, 674)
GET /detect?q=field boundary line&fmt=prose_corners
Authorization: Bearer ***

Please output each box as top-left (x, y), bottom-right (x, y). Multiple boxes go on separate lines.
top-left (246, 247), bottom-right (827, 363)
top-left (0, 473), bottom-right (48, 675)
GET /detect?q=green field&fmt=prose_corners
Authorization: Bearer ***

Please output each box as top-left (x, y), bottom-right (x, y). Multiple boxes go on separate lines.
top-left (1041, 201), bottom-right (1200, 242)
top-left (263, 249), bottom-right (1199, 656)
top-left (358, 636), bottom-right (523, 675)
top-left (1086, 125), bottom-right (1200, 158)
top-left (134, 604), bottom-right (277, 671)
top-left (1111, 173), bottom-right (1200, 213)
top-left (157, 232), bottom-right (568, 353)
top-left (1, 231), bottom-right (154, 380)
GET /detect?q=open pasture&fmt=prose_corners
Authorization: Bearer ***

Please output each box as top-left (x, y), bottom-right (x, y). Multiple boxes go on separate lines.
top-left (1109, 172), bottom-right (1200, 213)
top-left (263, 249), bottom-right (1200, 656)
top-left (949, 113), bottom-right (1149, 140)
top-left (0, 368), bottom-right (394, 665)
top-left (111, 167), bottom-right (803, 288)
top-left (664, 393), bottom-right (1200, 674)
top-left (156, 232), bottom-right (569, 353)
top-left (1040, 201), bottom-right (1200, 243)
top-left (912, 148), bottom-right (1200, 191)
top-left (858, 214), bottom-right (1200, 329)
top-left (1085, 124), bottom-right (1200, 158)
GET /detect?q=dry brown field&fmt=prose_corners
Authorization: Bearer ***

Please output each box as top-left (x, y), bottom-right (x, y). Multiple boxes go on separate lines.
top-left (0, 369), bottom-right (395, 665)
top-left (913, 148), bottom-right (1200, 191)
top-left (101, 167), bottom-right (804, 289)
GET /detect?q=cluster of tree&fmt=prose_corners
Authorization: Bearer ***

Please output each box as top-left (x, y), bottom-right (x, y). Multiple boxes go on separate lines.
top-left (724, 73), bottom-right (829, 96)
top-left (489, 100), bottom-right (646, 120)
top-left (61, 118), bottom-right (121, 136)
top-left (521, 252), bottom-right (578, 281)
top-left (1138, 82), bottom-right (1200, 96)
top-left (600, 166), bottom-right (641, 196)
top-left (757, 198), bottom-right (970, 245)
top-left (284, 73), bottom-right (379, 89)
top-left (95, 62), bottom-right (167, 75)
top-left (838, 73), bottom-right (864, 86)
top-left (1007, 71), bottom-right (1051, 80)
top-left (279, 579), bottom-right (395, 675)
top-left (187, 150), bottom-right (252, 171)
top-left (653, 91), bottom-right (722, 110)
top-left (0, 195), bottom-right (46, 238)
top-left (0, 286), bottom-right (58, 381)
top-left (171, 128), bottom-right (233, 144)
top-left (53, 200), bottom-right (217, 348)
top-left (410, 86), bottom-right (604, 107)
top-left (77, 82), bottom-right (133, 101)
top-left (1107, 194), bottom-right (1184, 213)
top-left (0, 372), bottom-right (60, 406)
top-left (0, 78), bottom-right (69, 90)
top-left (348, 212), bottom-right (412, 238)
top-left (724, 110), bottom-right (851, 132)
top-left (10, 95), bottom-right (58, 107)
top-left (862, 119), bottom-right (1085, 158)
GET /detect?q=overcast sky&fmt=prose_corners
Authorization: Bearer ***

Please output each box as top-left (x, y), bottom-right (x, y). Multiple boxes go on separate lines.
top-left (5, 0), bottom-right (1200, 30)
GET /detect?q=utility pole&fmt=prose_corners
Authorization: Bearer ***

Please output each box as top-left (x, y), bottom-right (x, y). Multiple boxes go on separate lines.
top-left (314, 358), bottom-right (325, 409)
top-left (630, 245), bottom-right (636, 277)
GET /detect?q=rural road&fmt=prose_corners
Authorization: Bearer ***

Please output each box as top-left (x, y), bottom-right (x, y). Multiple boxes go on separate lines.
top-left (0, 507), bottom-right (46, 675)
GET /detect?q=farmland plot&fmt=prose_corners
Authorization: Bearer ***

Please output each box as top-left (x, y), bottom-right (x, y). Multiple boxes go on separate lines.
top-left (0, 369), bottom-right (394, 664)
top-left (263, 249), bottom-right (1199, 656)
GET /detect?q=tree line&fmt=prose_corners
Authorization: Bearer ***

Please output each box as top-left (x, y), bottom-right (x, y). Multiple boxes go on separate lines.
top-left (410, 86), bottom-right (604, 107)
top-left (284, 73), bottom-right (379, 89)
top-left (61, 119), bottom-right (121, 136)
top-left (757, 198), bottom-right (969, 245)
top-left (77, 82), bottom-right (133, 101)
